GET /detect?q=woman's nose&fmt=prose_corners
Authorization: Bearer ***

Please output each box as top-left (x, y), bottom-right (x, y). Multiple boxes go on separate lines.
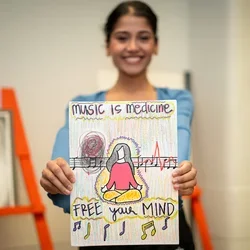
top-left (127, 39), bottom-right (139, 51)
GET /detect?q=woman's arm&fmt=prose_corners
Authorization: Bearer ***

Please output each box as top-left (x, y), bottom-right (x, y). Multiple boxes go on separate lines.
top-left (47, 125), bottom-right (71, 214)
top-left (171, 89), bottom-right (197, 196)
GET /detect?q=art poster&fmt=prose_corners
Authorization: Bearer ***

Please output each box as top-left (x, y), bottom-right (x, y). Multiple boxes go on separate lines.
top-left (69, 100), bottom-right (179, 247)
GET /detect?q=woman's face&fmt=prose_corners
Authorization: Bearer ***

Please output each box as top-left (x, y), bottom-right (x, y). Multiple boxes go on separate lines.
top-left (106, 15), bottom-right (158, 77)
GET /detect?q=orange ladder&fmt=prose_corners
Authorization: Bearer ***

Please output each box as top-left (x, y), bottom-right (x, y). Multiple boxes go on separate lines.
top-left (0, 88), bottom-right (54, 250)
top-left (185, 186), bottom-right (213, 250)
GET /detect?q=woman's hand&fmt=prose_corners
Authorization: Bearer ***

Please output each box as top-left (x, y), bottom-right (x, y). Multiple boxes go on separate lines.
top-left (40, 157), bottom-right (75, 195)
top-left (172, 160), bottom-right (197, 196)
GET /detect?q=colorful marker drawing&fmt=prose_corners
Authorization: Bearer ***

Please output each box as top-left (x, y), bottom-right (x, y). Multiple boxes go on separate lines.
top-left (101, 143), bottom-right (143, 204)
top-left (69, 101), bottom-right (179, 246)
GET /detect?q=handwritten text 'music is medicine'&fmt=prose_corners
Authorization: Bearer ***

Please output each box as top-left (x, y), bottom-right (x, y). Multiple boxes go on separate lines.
top-left (70, 102), bottom-right (175, 119)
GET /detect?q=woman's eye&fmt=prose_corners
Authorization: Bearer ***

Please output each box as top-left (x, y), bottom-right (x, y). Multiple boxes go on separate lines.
top-left (140, 36), bottom-right (150, 41)
top-left (117, 36), bottom-right (128, 42)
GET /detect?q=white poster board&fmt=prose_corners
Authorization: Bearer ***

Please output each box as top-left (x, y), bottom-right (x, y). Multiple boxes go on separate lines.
top-left (69, 100), bottom-right (179, 246)
top-left (0, 110), bottom-right (15, 207)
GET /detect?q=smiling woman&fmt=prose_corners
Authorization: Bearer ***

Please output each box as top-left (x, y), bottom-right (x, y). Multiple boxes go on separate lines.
top-left (106, 14), bottom-right (158, 78)
top-left (40, 1), bottom-right (197, 250)
top-left (104, 1), bottom-right (158, 102)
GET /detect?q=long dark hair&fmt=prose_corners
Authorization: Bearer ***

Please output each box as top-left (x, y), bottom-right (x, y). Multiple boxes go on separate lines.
top-left (104, 1), bottom-right (158, 45)
top-left (106, 143), bottom-right (135, 174)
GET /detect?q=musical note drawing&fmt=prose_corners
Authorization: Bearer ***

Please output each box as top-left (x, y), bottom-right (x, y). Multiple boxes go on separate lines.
top-left (89, 157), bottom-right (97, 168)
top-left (103, 224), bottom-right (110, 241)
top-left (141, 221), bottom-right (156, 240)
top-left (84, 222), bottom-right (91, 240)
top-left (69, 155), bottom-right (178, 170)
top-left (119, 221), bottom-right (126, 236)
top-left (162, 217), bottom-right (170, 230)
top-left (73, 221), bottom-right (81, 232)
top-left (137, 155), bottom-right (144, 169)
top-left (151, 155), bottom-right (158, 167)
top-left (163, 158), bottom-right (170, 169)
top-left (173, 158), bottom-right (178, 169)
top-left (72, 157), bottom-right (76, 170)
top-left (98, 157), bottom-right (104, 171)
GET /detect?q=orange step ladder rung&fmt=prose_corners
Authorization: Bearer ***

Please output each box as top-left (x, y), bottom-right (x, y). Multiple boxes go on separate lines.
top-left (0, 205), bottom-right (44, 216)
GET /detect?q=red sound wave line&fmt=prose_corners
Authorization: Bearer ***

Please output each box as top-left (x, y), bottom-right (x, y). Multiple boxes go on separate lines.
top-left (134, 141), bottom-right (176, 171)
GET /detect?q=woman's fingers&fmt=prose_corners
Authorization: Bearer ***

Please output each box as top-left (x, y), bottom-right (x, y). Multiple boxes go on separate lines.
top-left (40, 177), bottom-right (60, 194)
top-left (40, 157), bottom-right (76, 195)
top-left (173, 161), bottom-right (193, 177)
top-left (172, 160), bottom-right (197, 196)
top-left (42, 168), bottom-right (71, 195)
top-left (56, 157), bottom-right (76, 183)
top-left (47, 159), bottom-right (74, 191)
top-left (173, 179), bottom-right (197, 192)
top-left (172, 167), bottom-right (197, 184)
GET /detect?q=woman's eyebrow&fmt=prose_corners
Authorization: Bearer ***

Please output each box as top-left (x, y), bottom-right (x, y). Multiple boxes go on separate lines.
top-left (113, 31), bottom-right (129, 35)
top-left (139, 30), bottom-right (151, 33)
top-left (113, 30), bottom-right (152, 35)
top-left (138, 31), bottom-right (153, 36)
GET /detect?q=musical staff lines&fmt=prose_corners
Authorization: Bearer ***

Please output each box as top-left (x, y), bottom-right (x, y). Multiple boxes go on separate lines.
top-left (69, 156), bottom-right (178, 170)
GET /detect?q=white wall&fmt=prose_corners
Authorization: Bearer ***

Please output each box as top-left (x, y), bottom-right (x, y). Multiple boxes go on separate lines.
top-left (189, 0), bottom-right (250, 249)
top-left (189, 0), bottom-right (231, 248)
top-left (226, 0), bottom-right (250, 248)
top-left (0, 1), bottom-right (190, 249)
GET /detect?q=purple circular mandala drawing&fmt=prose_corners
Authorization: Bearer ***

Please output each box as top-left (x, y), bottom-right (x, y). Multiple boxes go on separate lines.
top-left (78, 131), bottom-right (105, 175)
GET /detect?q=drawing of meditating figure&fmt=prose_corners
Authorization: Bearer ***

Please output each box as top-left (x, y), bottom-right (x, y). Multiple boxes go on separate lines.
top-left (101, 143), bottom-right (143, 203)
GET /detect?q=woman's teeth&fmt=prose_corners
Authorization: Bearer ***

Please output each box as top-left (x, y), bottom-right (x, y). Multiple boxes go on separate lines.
top-left (124, 57), bottom-right (142, 63)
